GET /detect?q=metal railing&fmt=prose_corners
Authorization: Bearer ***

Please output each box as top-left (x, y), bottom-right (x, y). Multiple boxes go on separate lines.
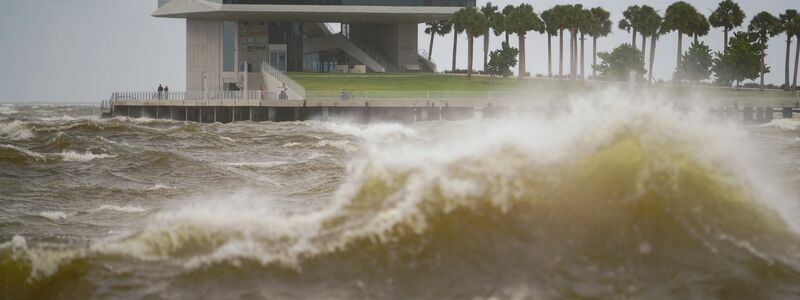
top-left (110, 90), bottom-right (267, 102)
top-left (261, 61), bottom-right (306, 98)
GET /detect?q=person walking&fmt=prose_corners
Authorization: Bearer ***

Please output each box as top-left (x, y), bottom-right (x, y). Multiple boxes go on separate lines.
top-left (164, 85), bottom-right (169, 100)
top-left (157, 84), bottom-right (164, 100)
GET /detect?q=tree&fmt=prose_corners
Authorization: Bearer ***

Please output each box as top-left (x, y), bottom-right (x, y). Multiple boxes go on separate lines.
top-left (563, 4), bottom-right (585, 79)
top-left (779, 10), bottom-right (799, 90)
top-left (594, 44), bottom-right (646, 81)
top-left (551, 5), bottom-right (569, 79)
top-left (541, 9), bottom-right (559, 78)
top-left (793, 15), bottom-right (800, 90)
top-left (689, 13), bottom-right (710, 44)
top-left (501, 5), bottom-right (515, 44)
top-left (619, 5), bottom-right (642, 50)
top-left (638, 7), bottom-right (663, 83)
top-left (577, 8), bottom-right (594, 80)
top-left (506, 4), bottom-right (544, 78)
top-left (586, 7), bottom-right (612, 78)
top-left (450, 11), bottom-right (467, 72)
top-left (709, 0), bottom-right (746, 50)
top-left (481, 2), bottom-right (499, 72)
top-left (748, 11), bottom-right (782, 90)
top-left (713, 32), bottom-right (765, 87)
top-left (487, 42), bottom-right (519, 78)
top-left (662, 2), bottom-right (702, 82)
top-left (424, 21), bottom-right (452, 61)
top-left (681, 42), bottom-right (714, 82)
top-left (456, 6), bottom-right (487, 78)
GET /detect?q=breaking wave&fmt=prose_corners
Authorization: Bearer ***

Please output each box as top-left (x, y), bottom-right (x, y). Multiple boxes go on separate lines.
top-left (0, 120), bottom-right (34, 140)
top-left (57, 151), bottom-right (115, 162)
top-left (3, 93), bottom-right (800, 298)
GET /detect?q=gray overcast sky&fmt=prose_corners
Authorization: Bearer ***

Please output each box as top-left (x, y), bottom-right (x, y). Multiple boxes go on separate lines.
top-left (0, 0), bottom-right (797, 103)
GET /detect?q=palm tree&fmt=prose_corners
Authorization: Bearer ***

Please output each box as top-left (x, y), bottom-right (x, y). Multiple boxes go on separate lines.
top-left (507, 4), bottom-right (544, 79)
top-left (456, 6), bottom-right (487, 78)
top-left (481, 2), bottom-right (499, 72)
top-left (638, 7), bottom-right (663, 83)
top-left (709, 0), bottom-right (746, 50)
top-left (749, 11), bottom-right (782, 90)
top-left (690, 13), bottom-right (710, 44)
top-left (637, 6), bottom-right (660, 60)
top-left (619, 5), bottom-right (642, 50)
top-left (792, 15), bottom-right (800, 91)
top-left (541, 9), bottom-right (559, 78)
top-left (577, 8), bottom-right (593, 80)
top-left (563, 4), bottom-right (584, 80)
top-left (451, 11), bottom-right (467, 72)
top-left (551, 5), bottom-right (568, 79)
top-left (780, 10), bottom-right (799, 90)
top-left (424, 21), bottom-right (452, 61)
top-left (501, 5), bottom-right (515, 44)
top-left (587, 7), bottom-right (612, 78)
top-left (662, 1), bottom-right (701, 82)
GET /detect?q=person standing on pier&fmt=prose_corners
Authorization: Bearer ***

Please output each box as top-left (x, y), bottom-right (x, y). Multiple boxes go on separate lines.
top-left (157, 84), bottom-right (164, 99)
top-left (164, 85), bottom-right (169, 100)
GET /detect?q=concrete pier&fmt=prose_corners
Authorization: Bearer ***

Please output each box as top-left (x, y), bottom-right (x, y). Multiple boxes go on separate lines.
top-left (106, 98), bottom-right (799, 124)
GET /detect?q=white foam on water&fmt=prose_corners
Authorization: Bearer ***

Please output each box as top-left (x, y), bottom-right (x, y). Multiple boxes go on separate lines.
top-left (1, 235), bottom-right (83, 280)
top-left (38, 211), bottom-right (72, 220)
top-left (0, 105), bottom-right (18, 115)
top-left (0, 144), bottom-right (46, 160)
top-left (0, 120), bottom-right (34, 140)
top-left (88, 205), bottom-right (147, 213)
top-left (146, 184), bottom-right (175, 191)
top-left (320, 122), bottom-right (419, 142)
top-left (316, 140), bottom-right (359, 152)
top-left (57, 151), bottom-right (116, 162)
top-left (223, 161), bottom-right (286, 168)
top-left (760, 118), bottom-right (800, 131)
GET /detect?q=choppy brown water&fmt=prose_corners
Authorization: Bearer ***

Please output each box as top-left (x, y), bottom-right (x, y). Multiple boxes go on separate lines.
top-left (1, 96), bottom-right (800, 299)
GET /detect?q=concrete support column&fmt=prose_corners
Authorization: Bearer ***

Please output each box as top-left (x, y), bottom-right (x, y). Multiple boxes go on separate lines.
top-left (756, 107), bottom-right (765, 123)
top-left (743, 107), bottom-right (754, 122)
top-left (784, 107), bottom-right (793, 118)
top-left (765, 107), bottom-right (774, 123)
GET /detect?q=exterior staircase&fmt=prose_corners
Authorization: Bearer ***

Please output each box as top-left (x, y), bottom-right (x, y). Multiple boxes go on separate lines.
top-left (261, 61), bottom-right (306, 100)
top-left (304, 34), bottom-right (389, 73)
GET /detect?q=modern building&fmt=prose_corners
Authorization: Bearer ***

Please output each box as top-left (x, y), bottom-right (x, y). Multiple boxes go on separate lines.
top-left (153, 0), bottom-right (473, 93)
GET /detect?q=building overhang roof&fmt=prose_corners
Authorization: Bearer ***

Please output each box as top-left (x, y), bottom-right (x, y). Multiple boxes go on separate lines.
top-left (154, 0), bottom-right (458, 23)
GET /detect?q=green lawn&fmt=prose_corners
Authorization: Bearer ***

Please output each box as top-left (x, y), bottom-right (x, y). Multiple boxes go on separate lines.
top-left (288, 73), bottom-right (527, 91)
top-left (287, 72), bottom-right (800, 104)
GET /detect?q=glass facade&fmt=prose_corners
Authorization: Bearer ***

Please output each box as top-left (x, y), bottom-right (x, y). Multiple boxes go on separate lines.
top-left (219, 0), bottom-right (475, 6)
top-left (222, 21), bottom-right (237, 72)
top-left (269, 22), bottom-right (304, 72)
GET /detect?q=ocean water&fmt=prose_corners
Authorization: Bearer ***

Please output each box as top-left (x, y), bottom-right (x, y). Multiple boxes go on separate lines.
top-left (1, 92), bottom-right (800, 299)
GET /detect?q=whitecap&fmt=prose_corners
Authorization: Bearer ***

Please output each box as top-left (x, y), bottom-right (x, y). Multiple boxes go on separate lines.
top-left (759, 118), bottom-right (800, 131)
top-left (38, 211), bottom-right (72, 220)
top-left (58, 151), bottom-right (116, 162)
top-left (0, 120), bottom-right (34, 140)
top-left (316, 140), bottom-right (360, 152)
top-left (88, 205), bottom-right (147, 213)
top-left (0, 144), bottom-right (46, 160)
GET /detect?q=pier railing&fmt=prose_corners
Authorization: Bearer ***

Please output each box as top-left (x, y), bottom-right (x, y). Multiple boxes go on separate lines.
top-left (108, 89), bottom-right (800, 107)
top-left (110, 90), bottom-right (266, 102)
top-left (261, 62), bottom-right (306, 99)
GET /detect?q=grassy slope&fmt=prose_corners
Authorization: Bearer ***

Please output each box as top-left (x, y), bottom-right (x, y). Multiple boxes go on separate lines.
top-left (288, 73), bottom-right (800, 103)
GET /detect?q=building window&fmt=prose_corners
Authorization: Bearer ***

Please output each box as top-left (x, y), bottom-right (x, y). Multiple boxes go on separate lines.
top-left (223, 21), bottom-right (237, 72)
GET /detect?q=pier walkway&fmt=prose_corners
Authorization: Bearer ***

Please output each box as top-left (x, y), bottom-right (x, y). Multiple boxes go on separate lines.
top-left (103, 90), bottom-right (800, 124)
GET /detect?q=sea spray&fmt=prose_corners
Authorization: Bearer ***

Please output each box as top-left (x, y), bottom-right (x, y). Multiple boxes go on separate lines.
top-left (3, 91), bottom-right (800, 299)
